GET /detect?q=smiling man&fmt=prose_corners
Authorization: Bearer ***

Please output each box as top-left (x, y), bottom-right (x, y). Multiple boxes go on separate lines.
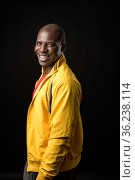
top-left (23, 24), bottom-right (83, 180)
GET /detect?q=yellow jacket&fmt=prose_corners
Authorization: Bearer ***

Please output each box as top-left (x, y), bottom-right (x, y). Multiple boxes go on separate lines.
top-left (27, 54), bottom-right (83, 179)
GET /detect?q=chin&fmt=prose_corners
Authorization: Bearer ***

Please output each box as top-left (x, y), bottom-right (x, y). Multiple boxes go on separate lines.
top-left (39, 61), bottom-right (54, 68)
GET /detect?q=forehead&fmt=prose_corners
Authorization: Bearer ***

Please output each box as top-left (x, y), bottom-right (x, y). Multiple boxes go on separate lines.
top-left (37, 30), bottom-right (59, 42)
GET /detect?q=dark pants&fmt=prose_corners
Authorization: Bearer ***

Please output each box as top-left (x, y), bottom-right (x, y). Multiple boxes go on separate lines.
top-left (23, 162), bottom-right (78, 180)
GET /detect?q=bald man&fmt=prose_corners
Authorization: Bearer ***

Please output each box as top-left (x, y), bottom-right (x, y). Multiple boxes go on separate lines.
top-left (23, 24), bottom-right (83, 180)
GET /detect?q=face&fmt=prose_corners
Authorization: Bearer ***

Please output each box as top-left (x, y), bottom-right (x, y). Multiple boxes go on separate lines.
top-left (34, 30), bottom-right (63, 68)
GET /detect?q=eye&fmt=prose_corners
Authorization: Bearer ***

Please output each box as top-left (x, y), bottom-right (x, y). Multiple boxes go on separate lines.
top-left (47, 43), bottom-right (55, 47)
top-left (36, 41), bottom-right (41, 46)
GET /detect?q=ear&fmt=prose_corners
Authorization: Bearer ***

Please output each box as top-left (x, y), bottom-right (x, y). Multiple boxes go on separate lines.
top-left (61, 43), bottom-right (66, 52)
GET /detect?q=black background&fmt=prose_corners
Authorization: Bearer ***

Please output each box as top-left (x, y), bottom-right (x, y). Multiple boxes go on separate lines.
top-left (0, 0), bottom-right (119, 179)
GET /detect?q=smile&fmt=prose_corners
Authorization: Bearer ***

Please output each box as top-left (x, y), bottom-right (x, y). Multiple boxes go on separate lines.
top-left (39, 55), bottom-right (49, 61)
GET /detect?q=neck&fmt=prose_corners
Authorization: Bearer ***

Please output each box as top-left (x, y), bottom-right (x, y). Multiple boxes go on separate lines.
top-left (42, 66), bottom-right (52, 76)
top-left (42, 56), bottom-right (62, 75)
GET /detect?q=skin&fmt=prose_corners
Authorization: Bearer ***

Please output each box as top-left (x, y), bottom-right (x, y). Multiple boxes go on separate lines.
top-left (34, 24), bottom-right (66, 75)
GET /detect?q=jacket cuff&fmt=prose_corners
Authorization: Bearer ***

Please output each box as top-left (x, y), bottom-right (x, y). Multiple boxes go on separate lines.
top-left (36, 172), bottom-right (53, 180)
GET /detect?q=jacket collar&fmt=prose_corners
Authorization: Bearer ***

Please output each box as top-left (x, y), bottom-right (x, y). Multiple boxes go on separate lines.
top-left (32, 54), bottom-right (66, 101)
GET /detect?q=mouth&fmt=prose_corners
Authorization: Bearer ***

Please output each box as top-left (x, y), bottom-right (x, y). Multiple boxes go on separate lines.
top-left (38, 55), bottom-right (50, 61)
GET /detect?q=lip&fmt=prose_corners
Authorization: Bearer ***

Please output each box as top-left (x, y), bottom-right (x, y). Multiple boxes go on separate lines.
top-left (38, 55), bottom-right (50, 61)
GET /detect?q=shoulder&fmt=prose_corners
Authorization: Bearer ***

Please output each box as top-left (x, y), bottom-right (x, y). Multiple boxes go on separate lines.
top-left (53, 63), bottom-right (81, 92)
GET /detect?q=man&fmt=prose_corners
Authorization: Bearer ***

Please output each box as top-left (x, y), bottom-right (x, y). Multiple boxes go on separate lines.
top-left (23, 24), bottom-right (83, 180)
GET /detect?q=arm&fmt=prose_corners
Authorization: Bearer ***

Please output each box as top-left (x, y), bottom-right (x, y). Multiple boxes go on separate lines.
top-left (36, 81), bottom-right (81, 180)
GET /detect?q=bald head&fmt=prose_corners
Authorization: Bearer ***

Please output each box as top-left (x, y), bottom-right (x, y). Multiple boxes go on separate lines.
top-left (39, 24), bottom-right (66, 44)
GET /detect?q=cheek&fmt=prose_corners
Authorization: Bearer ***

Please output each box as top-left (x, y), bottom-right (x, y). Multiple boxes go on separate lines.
top-left (34, 47), bottom-right (37, 54)
top-left (50, 48), bottom-right (61, 56)
top-left (34, 46), bottom-right (39, 54)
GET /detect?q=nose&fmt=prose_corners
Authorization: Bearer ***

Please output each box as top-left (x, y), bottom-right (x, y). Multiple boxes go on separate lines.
top-left (39, 45), bottom-right (48, 53)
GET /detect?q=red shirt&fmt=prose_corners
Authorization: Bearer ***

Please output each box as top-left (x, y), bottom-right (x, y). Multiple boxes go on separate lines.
top-left (32, 75), bottom-right (46, 98)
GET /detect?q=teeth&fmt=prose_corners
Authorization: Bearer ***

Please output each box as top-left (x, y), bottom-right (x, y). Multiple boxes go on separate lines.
top-left (40, 55), bottom-right (48, 58)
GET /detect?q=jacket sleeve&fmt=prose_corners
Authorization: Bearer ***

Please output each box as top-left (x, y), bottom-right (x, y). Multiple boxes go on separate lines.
top-left (37, 81), bottom-right (82, 179)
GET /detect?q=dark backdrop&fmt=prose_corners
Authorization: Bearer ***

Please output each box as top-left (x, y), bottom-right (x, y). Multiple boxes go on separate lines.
top-left (0, 0), bottom-right (119, 179)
